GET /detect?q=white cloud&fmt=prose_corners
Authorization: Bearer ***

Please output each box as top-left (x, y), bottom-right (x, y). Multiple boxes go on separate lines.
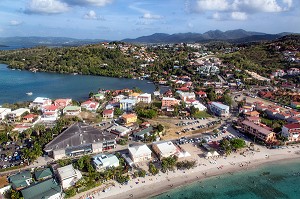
top-left (187, 22), bottom-right (194, 28)
top-left (231, 11), bottom-right (247, 20)
top-left (142, 13), bottom-right (162, 20)
top-left (62, 0), bottom-right (113, 7)
top-left (9, 20), bottom-right (23, 26)
top-left (212, 12), bottom-right (221, 20)
top-left (26, 0), bottom-right (69, 14)
top-left (232, 0), bottom-right (284, 13)
top-left (282, 0), bottom-right (293, 10)
top-left (84, 10), bottom-right (97, 19)
top-left (197, 0), bottom-right (229, 11)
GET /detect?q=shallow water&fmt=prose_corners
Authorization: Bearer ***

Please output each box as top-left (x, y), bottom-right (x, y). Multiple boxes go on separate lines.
top-left (153, 160), bottom-right (300, 199)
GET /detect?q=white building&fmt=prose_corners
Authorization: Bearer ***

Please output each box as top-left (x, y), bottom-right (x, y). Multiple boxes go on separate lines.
top-left (0, 108), bottom-right (11, 120)
top-left (7, 108), bottom-right (30, 122)
top-left (120, 99), bottom-right (136, 112)
top-left (137, 93), bottom-right (152, 104)
top-left (30, 97), bottom-right (52, 110)
top-left (108, 125), bottom-right (131, 137)
top-left (209, 102), bottom-right (230, 117)
top-left (176, 91), bottom-right (196, 102)
top-left (81, 100), bottom-right (99, 111)
top-left (92, 154), bottom-right (119, 171)
top-left (57, 164), bottom-right (82, 189)
top-left (152, 141), bottom-right (180, 160)
top-left (128, 144), bottom-right (152, 163)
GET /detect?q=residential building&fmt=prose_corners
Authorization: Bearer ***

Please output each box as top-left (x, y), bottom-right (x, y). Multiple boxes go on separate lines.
top-left (0, 108), bottom-right (11, 120)
top-left (287, 68), bottom-right (300, 76)
top-left (54, 99), bottom-right (72, 109)
top-left (128, 144), bottom-right (152, 163)
top-left (137, 93), bottom-right (152, 104)
top-left (245, 116), bottom-right (261, 124)
top-left (108, 125), bottom-right (131, 137)
top-left (7, 108), bottom-right (30, 122)
top-left (42, 105), bottom-right (60, 121)
top-left (282, 123), bottom-right (300, 142)
top-left (272, 69), bottom-right (285, 77)
top-left (30, 97), bottom-right (52, 110)
top-left (244, 111), bottom-right (260, 117)
top-left (152, 141), bottom-right (180, 160)
top-left (161, 97), bottom-right (179, 109)
top-left (81, 100), bottom-right (99, 111)
top-left (34, 168), bottom-right (53, 181)
top-left (93, 93), bottom-right (105, 100)
top-left (186, 100), bottom-right (207, 111)
top-left (291, 101), bottom-right (300, 109)
top-left (112, 95), bottom-right (126, 103)
top-left (176, 91), bottom-right (196, 102)
top-left (20, 178), bottom-right (62, 199)
top-left (63, 106), bottom-right (81, 116)
top-left (22, 113), bottom-right (38, 123)
top-left (275, 112), bottom-right (291, 120)
top-left (129, 92), bottom-right (140, 101)
top-left (240, 120), bottom-right (277, 143)
top-left (103, 109), bottom-right (114, 119)
top-left (287, 117), bottom-right (300, 124)
top-left (209, 102), bottom-right (230, 117)
top-left (9, 170), bottom-right (32, 190)
top-left (132, 126), bottom-right (153, 140)
top-left (44, 122), bottom-right (116, 160)
top-left (92, 154), bottom-right (119, 171)
top-left (121, 113), bottom-right (137, 125)
top-left (195, 91), bottom-right (207, 98)
top-left (120, 99), bottom-right (136, 111)
top-left (57, 164), bottom-right (82, 189)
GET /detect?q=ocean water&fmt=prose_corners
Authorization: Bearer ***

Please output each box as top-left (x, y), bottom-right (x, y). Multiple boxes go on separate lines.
top-left (0, 64), bottom-right (156, 104)
top-left (153, 160), bottom-right (300, 199)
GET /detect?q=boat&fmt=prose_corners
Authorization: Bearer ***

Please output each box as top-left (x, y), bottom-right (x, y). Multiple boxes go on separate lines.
top-left (26, 92), bottom-right (33, 96)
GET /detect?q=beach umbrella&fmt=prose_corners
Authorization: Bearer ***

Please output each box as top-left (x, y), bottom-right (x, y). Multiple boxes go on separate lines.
top-left (213, 151), bottom-right (220, 156)
top-left (205, 152), bottom-right (213, 158)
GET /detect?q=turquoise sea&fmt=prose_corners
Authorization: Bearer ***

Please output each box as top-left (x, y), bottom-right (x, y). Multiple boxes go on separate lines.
top-left (0, 64), bottom-right (156, 104)
top-left (153, 160), bottom-right (300, 199)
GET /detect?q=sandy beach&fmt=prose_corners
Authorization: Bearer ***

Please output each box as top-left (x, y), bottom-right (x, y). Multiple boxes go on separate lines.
top-left (74, 145), bottom-right (300, 199)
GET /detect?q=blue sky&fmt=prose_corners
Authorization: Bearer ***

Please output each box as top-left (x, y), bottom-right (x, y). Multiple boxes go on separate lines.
top-left (0, 0), bottom-right (299, 40)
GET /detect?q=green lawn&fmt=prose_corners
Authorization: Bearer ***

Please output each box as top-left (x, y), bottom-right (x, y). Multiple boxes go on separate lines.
top-left (193, 111), bottom-right (211, 118)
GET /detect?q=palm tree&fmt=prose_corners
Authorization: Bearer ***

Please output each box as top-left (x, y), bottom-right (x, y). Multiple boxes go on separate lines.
top-left (23, 128), bottom-right (33, 139)
top-left (34, 124), bottom-right (45, 136)
top-left (9, 131), bottom-right (19, 142)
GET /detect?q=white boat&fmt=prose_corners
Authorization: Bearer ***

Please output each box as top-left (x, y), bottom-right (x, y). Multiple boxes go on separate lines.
top-left (26, 92), bottom-right (33, 96)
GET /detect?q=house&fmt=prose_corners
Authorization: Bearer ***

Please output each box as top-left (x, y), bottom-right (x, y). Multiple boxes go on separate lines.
top-left (93, 93), bottom-right (105, 100)
top-left (81, 100), bottom-right (99, 111)
top-left (128, 144), bottom-right (152, 163)
top-left (54, 99), bottom-right (72, 109)
top-left (108, 125), bottom-right (131, 137)
top-left (281, 123), bottom-right (300, 142)
top-left (186, 100), bottom-right (207, 111)
top-left (112, 95), bottom-right (126, 103)
top-left (152, 141), bottom-right (180, 160)
top-left (57, 164), bottom-right (82, 189)
top-left (120, 99), bottom-right (136, 111)
top-left (63, 106), bottom-right (81, 116)
top-left (30, 97), bottom-right (52, 110)
top-left (291, 101), bottom-right (300, 109)
top-left (244, 111), bottom-right (260, 117)
top-left (287, 117), bottom-right (300, 124)
top-left (176, 91), bottom-right (196, 102)
top-left (195, 91), bottom-right (207, 98)
top-left (9, 170), bottom-right (32, 190)
top-left (8, 108), bottom-right (30, 122)
top-left (129, 92), bottom-right (140, 101)
top-left (132, 126), bottom-right (153, 140)
top-left (44, 123), bottom-right (116, 160)
top-left (0, 108), bottom-right (11, 120)
top-left (20, 178), bottom-right (62, 199)
top-left (22, 113), bottom-right (38, 123)
top-left (137, 93), bottom-right (152, 104)
top-left (34, 168), bottom-right (53, 181)
top-left (209, 102), bottom-right (230, 117)
top-left (275, 112), bottom-right (291, 120)
top-left (161, 97), bottom-right (179, 109)
top-left (121, 113), bottom-right (137, 125)
top-left (246, 116), bottom-right (261, 124)
top-left (92, 154), bottom-right (119, 171)
top-left (42, 105), bottom-right (60, 121)
top-left (103, 109), bottom-right (114, 119)
top-left (265, 109), bottom-right (280, 118)
top-left (240, 120), bottom-right (277, 143)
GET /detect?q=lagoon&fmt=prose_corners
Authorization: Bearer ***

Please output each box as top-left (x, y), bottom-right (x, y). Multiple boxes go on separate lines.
top-left (0, 64), bottom-right (156, 104)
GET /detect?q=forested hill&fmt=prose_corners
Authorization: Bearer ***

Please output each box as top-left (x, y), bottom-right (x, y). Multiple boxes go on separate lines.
top-left (0, 44), bottom-right (142, 78)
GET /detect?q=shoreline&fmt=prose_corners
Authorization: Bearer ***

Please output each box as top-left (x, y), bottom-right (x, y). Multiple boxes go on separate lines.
top-left (76, 146), bottom-right (300, 199)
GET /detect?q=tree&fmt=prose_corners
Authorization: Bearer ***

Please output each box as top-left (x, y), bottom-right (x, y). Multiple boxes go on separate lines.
top-left (157, 124), bottom-right (164, 132)
top-left (230, 138), bottom-right (246, 149)
top-left (9, 131), bottom-right (19, 142)
top-left (138, 169), bottom-right (146, 177)
top-left (220, 139), bottom-right (232, 155)
top-left (222, 94), bottom-right (233, 107)
top-left (23, 128), bottom-right (32, 139)
top-left (149, 163), bottom-right (159, 175)
top-left (33, 124), bottom-right (45, 136)
top-left (114, 108), bottom-right (123, 116)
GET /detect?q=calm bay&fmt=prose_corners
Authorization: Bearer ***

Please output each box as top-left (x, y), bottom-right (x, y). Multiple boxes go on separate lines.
top-left (0, 64), bottom-right (155, 104)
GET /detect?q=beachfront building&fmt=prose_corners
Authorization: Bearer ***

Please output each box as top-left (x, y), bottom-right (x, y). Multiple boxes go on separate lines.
top-left (161, 97), bottom-right (179, 109)
top-left (81, 100), bottom-right (99, 112)
top-left (44, 122), bottom-right (116, 160)
top-left (54, 98), bottom-right (72, 109)
top-left (63, 106), bottom-right (81, 116)
top-left (42, 105), bottom-right (60, 121)
top-left (152, 141), bottom-right (180, 160)
top-left (102, 109), bottom-right (114, 119)
top-left (30, 97), bottom-right (52, 110)
top-left (128, 144), bottom-right (152, 163)
top-left (7, 108), bottom-right (30, 122)
top-left (281, 123), bottom-right (300, 142)
top-left (120, 99), bottom-right (136, 112)
top-left (92, 154), bottom-right (119, 171)
top-left (121, 113), bottom-right (137, 125)
top-left (137, 93), bottom-right (152, 104)
top-left (34, 168), bottom-right (53, 181)
top-left (240, 120), bottom-right (277, 143)
top-left (0, 108), bottom-right (11, 120)
top-left (209, 102), bottom-right (230, 117)
top-left (57, 164), bottom-right (82, 190)
top-left (20, 178), bottom-right (62, 199)
top-left (9, 170), bottom-right (32, 190)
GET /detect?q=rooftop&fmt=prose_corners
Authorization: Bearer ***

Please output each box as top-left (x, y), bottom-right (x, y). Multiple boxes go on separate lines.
top-left (128, 144), bottom-right (152, 156)
top-left (284, 123), bottom-right (300, 129)
top-left (211, 102), bottom-right (229, 110)
top-left (153, 141), bottom-right (178, 156)
top-left (242, 120), bottom-right (273, 136)
top-left (34, 168), bottom-right (53, 181)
